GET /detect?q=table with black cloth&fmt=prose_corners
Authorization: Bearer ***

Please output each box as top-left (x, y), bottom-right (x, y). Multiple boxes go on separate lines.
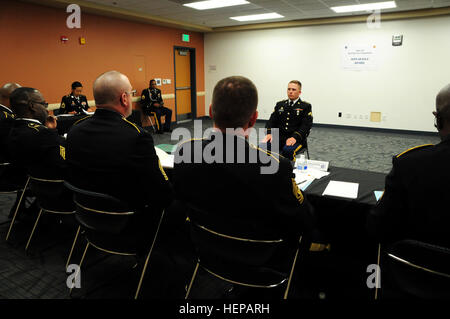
top-left (56, 114), bottom-right (89, 135)
top-left (296, 166), bottom-right (387, 299)
top-left (304, 166), bottom-right (386, 247)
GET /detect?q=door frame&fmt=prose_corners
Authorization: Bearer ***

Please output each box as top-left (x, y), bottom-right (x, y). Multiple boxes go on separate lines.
top-left (173, 46), bottom-right (197, 122)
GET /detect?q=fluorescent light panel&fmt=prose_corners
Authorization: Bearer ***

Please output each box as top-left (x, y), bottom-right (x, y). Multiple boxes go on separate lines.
top-left (184, 0), bottom-right (249, 10)
top-left (331, 1), bottom-right (397, 13)
top-left (230, 12), bottom-right (284, 21)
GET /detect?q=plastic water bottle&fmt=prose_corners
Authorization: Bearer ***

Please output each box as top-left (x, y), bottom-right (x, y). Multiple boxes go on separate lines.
top-left (297, 154), bottom-right (308, 171)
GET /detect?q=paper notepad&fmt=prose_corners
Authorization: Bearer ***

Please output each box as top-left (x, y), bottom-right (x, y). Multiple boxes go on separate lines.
top-left (155, 146), bottom-right (174, 169)
top-left (322, 181), bottom-right (359, 199)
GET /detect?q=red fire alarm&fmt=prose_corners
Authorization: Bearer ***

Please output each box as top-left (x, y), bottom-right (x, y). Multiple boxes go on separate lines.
top-left (61, 36), bottom-right (69, 44)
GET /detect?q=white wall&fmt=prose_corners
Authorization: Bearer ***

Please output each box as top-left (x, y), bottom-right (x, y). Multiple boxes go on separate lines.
top-left (204, 15), bottom-right (450, 132)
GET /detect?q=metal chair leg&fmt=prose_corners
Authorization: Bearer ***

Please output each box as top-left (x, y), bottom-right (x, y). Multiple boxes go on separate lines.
top-left (25, 208), bottom-right (44, 251)
top-left (6, 176), bottom-right (30, 241)
top-left (185, 261), bottom-right (200, 299)
top-left (306, 148), bottom-right (310, 160)
top-left (70, 242), bottom-right (90, 296)
top-left (66, 226), bottom-right (81, 269)
top-left (283, 236), bottom-right (302, 299)
top-left (135, 210), bottom-right (165, 299)
top-left (375, 243), bottom-right (381, 300)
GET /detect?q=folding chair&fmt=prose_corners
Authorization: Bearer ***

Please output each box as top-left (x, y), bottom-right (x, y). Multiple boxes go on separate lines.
top-left (65, 182), bottom-right (165, 299)
top-left (24, 176), bottom-right (76, 255)
top-left (185, 217), bottom-right (302, 299)
top-left (4, 171), bottom-right (31, 241)
top-left (383, 239), bottom-right (450, 299)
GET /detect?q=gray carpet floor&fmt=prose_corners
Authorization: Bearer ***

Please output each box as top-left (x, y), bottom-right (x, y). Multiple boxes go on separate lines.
top-left (0, 118), bottom-right (441, 299)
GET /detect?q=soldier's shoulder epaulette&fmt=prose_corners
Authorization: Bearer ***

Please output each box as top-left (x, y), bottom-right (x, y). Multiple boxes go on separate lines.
top-left (27, 122), bottom-right (44, 132)
top-left (177, 137), bottom-right (207, 148)
top-left (396, 144), bottom-right (433, 158)
top-left (249, 143), bottom-right (281, 163)
top-left (73, 115), bottom-right (91, 126)
top-left (302, 100), bottom-right (311, 105)
top-left (122, 118), bottom-right (141, 133)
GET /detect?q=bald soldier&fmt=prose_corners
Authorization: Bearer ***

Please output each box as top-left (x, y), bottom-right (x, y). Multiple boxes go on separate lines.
top-left (66, 71), bottom-right (174, 254)
top-left (0, 82), bottom-right (21, 117)
top-left (368, 84), bottom-right (450, 247)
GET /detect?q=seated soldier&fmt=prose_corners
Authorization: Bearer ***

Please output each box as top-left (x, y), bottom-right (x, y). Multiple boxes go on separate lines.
top-left (140, 79), bottom-right (172, 134)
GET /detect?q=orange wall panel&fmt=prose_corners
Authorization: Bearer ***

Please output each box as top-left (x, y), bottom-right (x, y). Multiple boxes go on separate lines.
top-left (0, 0), bottom-right (205, 117)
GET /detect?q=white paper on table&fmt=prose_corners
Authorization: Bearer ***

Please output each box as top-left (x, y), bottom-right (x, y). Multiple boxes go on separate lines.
top-left (322, 180), bottom-right (359, 199)
top-left (154, 146), bottom-right (174, 169)
top-left (293, 169), bottom-right (315, 185)
top-left (307, 168), bottom-right (330, 179)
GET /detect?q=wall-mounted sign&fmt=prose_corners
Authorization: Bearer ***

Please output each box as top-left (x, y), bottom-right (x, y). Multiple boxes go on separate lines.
top-left (392, 35), bottom-right (403, 46)
top-left (182, 34), bottom-right (190, 42)
top-left (342, 44), bottom-right (378, 71)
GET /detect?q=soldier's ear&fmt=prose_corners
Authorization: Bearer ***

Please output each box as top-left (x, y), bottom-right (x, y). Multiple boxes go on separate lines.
top-left (248, 111), bottom-right (258, 128)
top-left (209, 104), bottom-right (213, 119)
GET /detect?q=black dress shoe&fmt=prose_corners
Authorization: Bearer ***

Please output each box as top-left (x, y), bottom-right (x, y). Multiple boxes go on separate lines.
top-left (164, 128), bottom-right (172, 133)
top-left (156, 130), bottom-right (164, 134)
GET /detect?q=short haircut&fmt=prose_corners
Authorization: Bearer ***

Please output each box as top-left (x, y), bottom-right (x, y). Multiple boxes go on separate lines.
top-left (439, 100), bottom-right (450, 124)
top-left (10, 87), bottom-right (38, 116)
top-left (289, 80), bottom-right (302, 89)
top-left (93, 71), bottom-right (128, 106)
top-left (211, 76), bottom-right (258, 129)
top-left (150, 79), bottom-right (156, 84)
top-left (71, 81), bottom-right (83, 90)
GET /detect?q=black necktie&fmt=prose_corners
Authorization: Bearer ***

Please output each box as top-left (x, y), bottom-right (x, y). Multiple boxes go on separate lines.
top-left (289, 101), bottom-right (293, 107)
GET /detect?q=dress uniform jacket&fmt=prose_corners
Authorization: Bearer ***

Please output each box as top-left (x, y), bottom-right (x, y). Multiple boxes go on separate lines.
top-left (367, 137), bottom-right (450, 247)
top-left (6, 119), bottom-right (66, 180)
top-left (140, 88), bottom-right (163, 113)
top-left (59, 94), bottom-right (89, 114)
top-left (66, 108), bottom-right (174, 210)
top-left (266, 98), bottom-right (313, 143)
top-left (0, 104), bottom-right (15, 163)
top-left (173, 132), bottom-right (316, 244)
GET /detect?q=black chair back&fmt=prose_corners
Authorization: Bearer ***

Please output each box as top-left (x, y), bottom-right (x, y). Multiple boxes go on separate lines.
top-left (29, 176), bottom-right (74, 212)
top-left (191, 222), bottom-right (283, 268)
top-left (64, 182), bottom-right (134, 235)
top-left (385, 239), bottom-right (450, 299)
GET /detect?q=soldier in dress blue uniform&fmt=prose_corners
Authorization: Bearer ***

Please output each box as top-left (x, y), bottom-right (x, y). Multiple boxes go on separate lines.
top-left (140, 79), bottom-right (172, 134)
top-left (7, 87), bottom-right (66, 180)
top-left (59, 81), bottom-right (90, 115)
top-left (0, 83), bottom-right (21, 163)
top-left (262, 80), bottom-right (313, 161)
top-left (368, 84), bottom-right (450, 247)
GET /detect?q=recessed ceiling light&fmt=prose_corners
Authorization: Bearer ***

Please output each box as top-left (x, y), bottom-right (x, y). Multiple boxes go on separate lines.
top-left (184, 0), bottom-right (249, 10)
top-left (230, 13), bottom-right (284, 22)
top-left (331, 1), bottom-right (397, 13)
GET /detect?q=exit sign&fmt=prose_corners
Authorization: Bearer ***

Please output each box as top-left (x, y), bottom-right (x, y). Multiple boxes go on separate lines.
top-left (182, 34), bottom-right (190, 42)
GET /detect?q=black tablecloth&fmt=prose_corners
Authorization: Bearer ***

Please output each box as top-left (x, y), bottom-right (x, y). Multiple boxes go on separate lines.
top-left (56, 114), bottom-right (88, 135)
top-left (305, 166), bottom-right (386, 245)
